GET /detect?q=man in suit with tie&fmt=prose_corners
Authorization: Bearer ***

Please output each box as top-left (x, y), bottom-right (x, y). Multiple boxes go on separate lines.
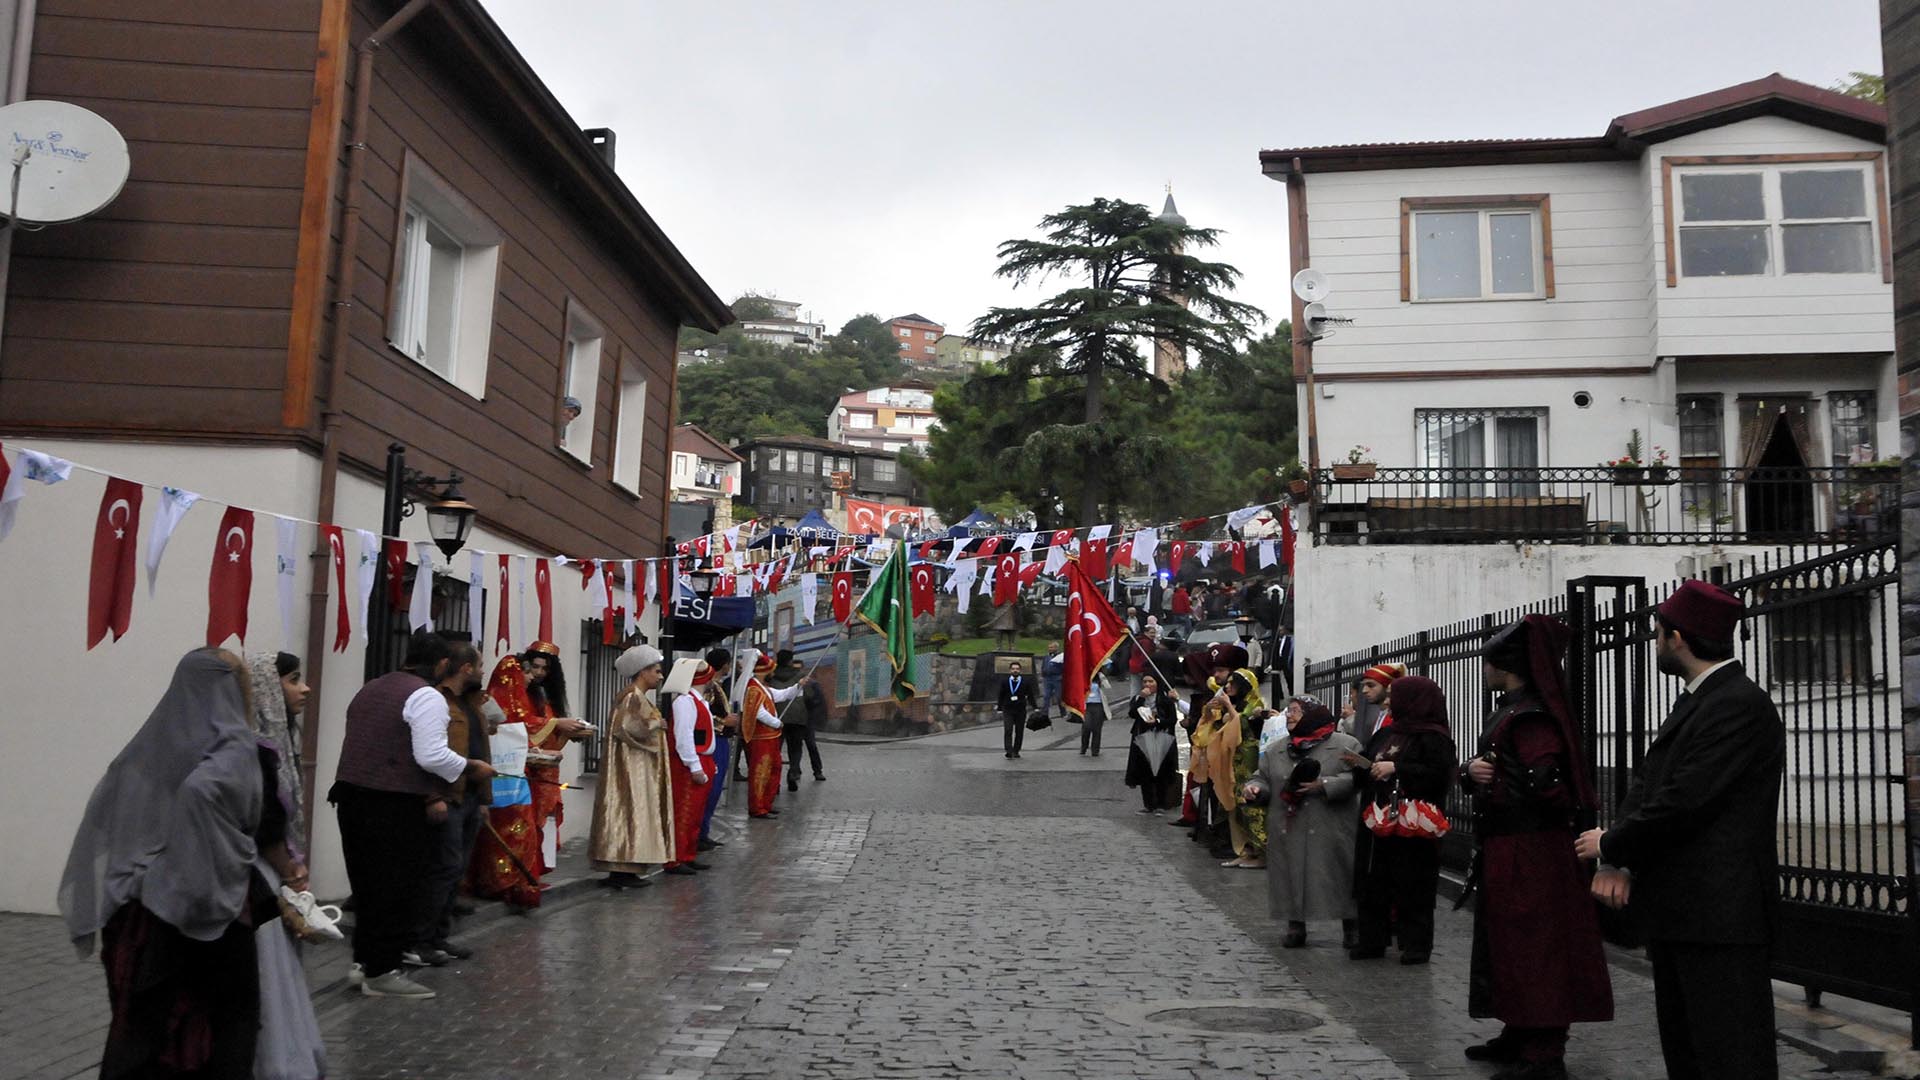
top-left (998, 659), bottom-right (1038, 759)
top-left (1575, 579), bottom-right (1784, 1080)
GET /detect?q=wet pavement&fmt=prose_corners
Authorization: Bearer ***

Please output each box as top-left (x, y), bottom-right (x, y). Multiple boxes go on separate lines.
top-left (0, 722), bottom-right (1867, 1078)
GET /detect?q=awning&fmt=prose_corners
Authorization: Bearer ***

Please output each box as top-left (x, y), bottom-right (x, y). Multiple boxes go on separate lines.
top-left (669, 594), bottom-right (757, 651)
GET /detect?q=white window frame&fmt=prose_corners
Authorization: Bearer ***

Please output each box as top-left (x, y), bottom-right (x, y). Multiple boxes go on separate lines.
top-left (1406, 202), bottom-right (1548, 303)
top-left (386, 153), bottom-right (501, 399)
top-left (870, 458), bottom-right (896, 482)
top-left (559, 298), bottom-right (605, 463)
top-left (1673, 162), bottom-right (1879, 280)
top-left (611, 352), bottom-right (649, 494)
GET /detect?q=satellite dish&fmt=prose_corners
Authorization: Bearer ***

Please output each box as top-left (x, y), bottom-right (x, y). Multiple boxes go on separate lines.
top-left (1303, 301), bottom-right (1335, 340)
top-left (1291, 268), bottom-right (1330, 303)
top-left (0, 100), bottom-right (129, 224)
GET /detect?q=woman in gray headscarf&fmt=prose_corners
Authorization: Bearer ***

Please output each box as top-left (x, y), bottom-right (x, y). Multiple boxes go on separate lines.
top-left (59, 648), bottom-right (324, 1080)
top-left (248, 651), bottom-right (311, 889)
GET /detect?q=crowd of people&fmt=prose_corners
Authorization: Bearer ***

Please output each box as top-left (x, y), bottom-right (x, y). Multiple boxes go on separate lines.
top-left (1113, 578), bottom-right (1785, 1080)
top-left (58, 627), bottom-right (828, 1077)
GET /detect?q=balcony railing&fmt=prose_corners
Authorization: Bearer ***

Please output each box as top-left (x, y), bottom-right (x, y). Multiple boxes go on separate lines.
top-left (1309, 465), bottom-right (1898, 545)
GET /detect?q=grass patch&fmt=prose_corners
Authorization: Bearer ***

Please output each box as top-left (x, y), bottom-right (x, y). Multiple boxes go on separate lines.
top-left (935, 636), bottom-right (1055, 657)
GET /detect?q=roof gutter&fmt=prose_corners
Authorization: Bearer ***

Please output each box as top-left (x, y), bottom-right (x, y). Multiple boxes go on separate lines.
top-left (297, 0), bottom-right (434, 840)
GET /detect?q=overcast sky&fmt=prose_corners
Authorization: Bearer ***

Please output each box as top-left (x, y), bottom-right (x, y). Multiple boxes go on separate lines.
top-left (479, 1), bottom-right (1882, 337)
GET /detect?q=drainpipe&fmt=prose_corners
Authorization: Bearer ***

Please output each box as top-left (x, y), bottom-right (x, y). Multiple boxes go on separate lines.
top-left (1287, 158), bottom-right (1320, 474)
top-left (0, 0), bottom-right (38, 370)
top-left (297, 0), bottom-right (433, 837)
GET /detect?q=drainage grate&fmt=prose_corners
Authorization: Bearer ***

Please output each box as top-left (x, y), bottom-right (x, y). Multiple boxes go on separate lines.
top-left (1142, 1006), bottom-right (1321, 1034)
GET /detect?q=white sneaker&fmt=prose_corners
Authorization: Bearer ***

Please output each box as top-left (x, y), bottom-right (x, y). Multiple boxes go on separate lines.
top-left (347, 963), bottom-right (364, 987)
top-left (361, 970), bottom-right (435, 999)
top-left (279, 887), bottom-right (345, 941)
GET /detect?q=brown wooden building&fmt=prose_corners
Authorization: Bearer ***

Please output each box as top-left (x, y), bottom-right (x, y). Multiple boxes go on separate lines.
top-left (0, 0), bottom-right (730, 559)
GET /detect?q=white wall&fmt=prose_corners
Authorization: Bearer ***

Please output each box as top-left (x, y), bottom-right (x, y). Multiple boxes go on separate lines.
top-left (0, 439), bottom-right (651, 914)
top-left (1647, 117), bottom-right (1893, 357)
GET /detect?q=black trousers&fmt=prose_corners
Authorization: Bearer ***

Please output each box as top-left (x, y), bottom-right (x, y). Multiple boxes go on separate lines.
top-left (784, 722), bottom-right (824, 780)
top-left (1079, 704), bottom-right (1107, 753)
top-left (332, 782), bottom-right (433, 979)
top-left (1648, 940), bottom-right (1777, 1080)
top-left (420, 795), bottom-right (485, 946)
top-left (1003, 712), bottom-right (1025, 754)
top-left (1355, 834), bottom-right (1441, 955)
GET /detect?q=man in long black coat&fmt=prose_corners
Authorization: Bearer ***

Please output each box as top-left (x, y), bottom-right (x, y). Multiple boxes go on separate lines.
top-left (1576, 579), bottom-right (1785, 1080)
top-left (997, 659), bottom-right (1038, 759)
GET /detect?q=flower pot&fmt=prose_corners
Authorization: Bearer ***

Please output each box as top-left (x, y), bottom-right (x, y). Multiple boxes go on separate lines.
top-left (1610, 466), bottom-right (1646, 486)
top-left (1331, 463), bottom-right (1377, 481)
top-left (1287, 479), bottom-right (1312, 505)
top-left (1646, 464), bottom-right (1675, 485)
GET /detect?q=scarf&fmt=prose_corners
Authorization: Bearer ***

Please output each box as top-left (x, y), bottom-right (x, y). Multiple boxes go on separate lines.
top-left (1288, 703), bottom-right (1338, 750)
top-left (245, 652), bottom-right (305, 858)
top-left (1385, 675), bottom-right (1450, 738)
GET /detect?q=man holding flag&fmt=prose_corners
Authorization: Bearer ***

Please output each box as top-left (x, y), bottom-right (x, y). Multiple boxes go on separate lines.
top-left (854, 542), bottom-right (917, 704)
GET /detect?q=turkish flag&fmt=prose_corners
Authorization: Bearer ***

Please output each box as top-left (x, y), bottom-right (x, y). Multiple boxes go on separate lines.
top-left (693, 536), bottom-right (710, 558)
top-left (495, 554), bottom-right (512, 654)
top-left (1281, 505), bottom-right (1297, 572)
top-left (657, 559), bottom-right (674, 618)
top-left (909, 562), bottom-right (936, 617)
top-left (383, 539), bottom-right (408, 610)
top-left (1112, 536), bottom-right (1134, 569)
top-left (676, 540), bottom-right (691, 556)
top-left (715, 573), bottom-right (736, 597)
top-left (322, 525), bottom-right (351, 652)
top-left (534, 557), bottom-right (554, 642)
top-left (831, 545), bottom-right (855, 565)
top-left (993, 553), bottom-right (1020, 606)
top-left (1180, 517), bottom-right (1209, 533)
top-left (1061, 558), bottom-right (1126, 718)
top-left (1018, 559), bottom-right (1044, 589)
top-left (1228, 541), bottom-right (1247, 574)
top-left (918, 539), bottom-right (940, 560)
top-left (975, 536), bottom-right (1002, 558)
top-left (86, 477), bottom-right (143, 648)
top-left (206, 506), bottom-right (253, 647)
top-left (1169, 541), bottom-right (1188, 575)
top-left (1049, 528), bottom-right (1074, 549)
top-left (832, 570), bottom-right (854, 623)
top-left (1082, 537), bottom-right (1110, 580)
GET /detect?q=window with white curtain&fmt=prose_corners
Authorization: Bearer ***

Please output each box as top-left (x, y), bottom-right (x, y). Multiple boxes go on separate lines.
top-left (387, 155), bottom-right (500, 398)
top-left (1415, 408), bottom-right (1547, 495)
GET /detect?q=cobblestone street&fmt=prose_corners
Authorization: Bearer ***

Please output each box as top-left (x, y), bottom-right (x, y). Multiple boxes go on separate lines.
top-left (1, 723), bottom-right (1857, 1078)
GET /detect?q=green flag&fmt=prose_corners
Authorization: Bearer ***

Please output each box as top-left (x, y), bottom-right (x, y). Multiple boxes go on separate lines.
top-left (854, 542), bottom-right (917, 702)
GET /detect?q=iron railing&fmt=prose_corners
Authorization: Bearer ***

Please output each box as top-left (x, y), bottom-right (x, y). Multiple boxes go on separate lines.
top-left (1309, 465), bottom-right (1898, 545)
top-left (576, 619), bottom-right (626, 774)
top-left (1303, 539), bottom-right (1911, 1012)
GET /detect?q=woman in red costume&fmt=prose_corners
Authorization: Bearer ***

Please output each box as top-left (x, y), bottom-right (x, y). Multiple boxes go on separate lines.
top-left (739, 651), bottom-right (804, 819)
top-left (469, 642), bottom-right (588, 908)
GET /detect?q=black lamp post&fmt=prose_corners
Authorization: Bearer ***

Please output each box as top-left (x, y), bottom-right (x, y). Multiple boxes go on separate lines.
top-left (365, 442), bottom-right (477, 679)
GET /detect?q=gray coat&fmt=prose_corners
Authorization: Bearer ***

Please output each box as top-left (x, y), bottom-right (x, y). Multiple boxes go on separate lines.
top-left (1246, 732), bottom-right (1362, 922)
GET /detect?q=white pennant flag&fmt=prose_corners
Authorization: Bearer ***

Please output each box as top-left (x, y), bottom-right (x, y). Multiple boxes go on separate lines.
top-left (1259, 539), bottom-right (1278, 569)
top-left (799, 572), bottom-right (818, 624)
top-left (145, 486), bottom-right (201, 596)
top-left (411, 543), bottom-right (436, 631)
top-left (1194, 541), bottom-right (1213, 567)
top-left (621, 560), bottom-right (638, 637)
top-left (945, 537), bottom-right (971, 568)
top-left (1227, 503), bottom-right (1268, 532)
top-left (950, 561), bottom-right (978, 614)
top-left (978, 562), bottom-right (997, 598)
top-left (1088, 524), bottom-right (1113, 541)
top-left (0, 449), bottom-right (73, 541)
top-left (585, 559), bottom-right (606, 615)
top-left (1132, 527), bottom-right (1158, 574)
top-left (356, 530), bottom-right (379, 642)
top-left (468, 550), bottom-right (486, 640)
top-left (1013, 531), bottom-right (1038, 552)
top-left (515, 555), bottom-right (528, 647)
top-left (644, 556), bottom-right (660, 612)
top-left (1042, 541), bottom-right (1069, 576)
top-left (275, 516), bottom-right (299, 646)
top-left (724, 525), bottom-right (741, 552)
top-left (732, 550), bottom-right (747, 571)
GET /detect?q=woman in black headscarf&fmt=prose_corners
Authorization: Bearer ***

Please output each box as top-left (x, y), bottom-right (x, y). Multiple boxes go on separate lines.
top-left (1349, 674), bottom-right (1457, 965)
top-left (59, 648), bottom-right (324, 1079)
top-left (1123, 673), bottom-right (1183, 813)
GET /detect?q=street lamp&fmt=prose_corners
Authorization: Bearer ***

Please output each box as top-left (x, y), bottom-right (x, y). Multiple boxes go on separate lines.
top-left (422, 479), bottom-right (476, 560)
top-left (367, 442), bottom-right (477, 678)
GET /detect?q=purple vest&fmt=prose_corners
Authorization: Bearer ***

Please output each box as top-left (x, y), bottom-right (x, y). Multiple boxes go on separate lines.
top-left (336, 671), bottom-right (441, 796)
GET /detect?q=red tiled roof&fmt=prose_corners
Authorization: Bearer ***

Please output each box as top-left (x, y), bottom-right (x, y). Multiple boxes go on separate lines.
top-left (1260, 75), bottom-right (1886, 175)
top-left (672, 423), bottom-right (742, 462)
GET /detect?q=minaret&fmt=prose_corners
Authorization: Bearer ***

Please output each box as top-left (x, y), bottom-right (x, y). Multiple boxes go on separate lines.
top-left (1152, 188), bottom-right (1190, 382)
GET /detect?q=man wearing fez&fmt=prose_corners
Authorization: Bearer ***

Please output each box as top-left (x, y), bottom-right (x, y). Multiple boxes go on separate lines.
top-left (1462, 616), bottom-right (1612, 1080)
top-left (589, 644), bottom-right (674, 890)
top-left (1575, 580), bottom-right (1784, 1080)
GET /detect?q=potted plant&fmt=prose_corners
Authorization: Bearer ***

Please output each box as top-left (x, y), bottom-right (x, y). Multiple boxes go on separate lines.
top-left (1332, 445), bottom-right (1377, 481)
top-left (1606, 430), bottom-right (1646, 485)
top-left (1278, 460), bottom-right (1312, 504)
top-left (1646, 446), bottom-right (1675, 485)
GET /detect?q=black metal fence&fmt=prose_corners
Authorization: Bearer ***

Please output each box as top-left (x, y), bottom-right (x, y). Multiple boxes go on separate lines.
top-left (1304, 539), bottom-right (1912, 1012)
top-left (1310, 465), bottom-right (1898, 546)
top-left (576, 619), bottom-right (626, 774)
top-left (368, 568), bottom-right (476, 677)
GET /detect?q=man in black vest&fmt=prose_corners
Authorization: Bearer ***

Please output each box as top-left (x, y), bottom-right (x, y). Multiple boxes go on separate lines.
top-left (773, 650), bottom-right (826, 790)
top-left (998, 659), bottom-right (1037, 759)
top-left (331, 630), bottom-right (494, 999)
top-left (1575, 579), bottom-right (1784, 1080)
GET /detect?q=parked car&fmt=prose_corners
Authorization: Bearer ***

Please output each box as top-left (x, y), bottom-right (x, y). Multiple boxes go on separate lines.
top-left (1163, 620), bottom-right (1245, 688)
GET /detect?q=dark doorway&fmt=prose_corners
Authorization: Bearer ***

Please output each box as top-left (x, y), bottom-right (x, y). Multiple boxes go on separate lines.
top-left (1744, 415), bottom-right (1814, 537)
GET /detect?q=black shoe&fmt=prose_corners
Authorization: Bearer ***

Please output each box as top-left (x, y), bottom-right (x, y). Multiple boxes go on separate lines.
top-left (451, 900), bottom-right (477, 917)
top-left (1464, 1038), bottom-right (1522, 1063)
top-left (665, 864), bottom-right (697, 875)
top-left (1399, 951), bottom-right (1430, 965)
top-left (688, 860), bottom-right (711, 870)
top-left (1348, 947), bottom-right (1386, 960)
top-left (697, 837), bottom-right (720, 851)
top-left (1004, 752), bottom-right (1012, 758)
top-left (1491, 1061), bottom-right (1566, 1080)
top-left (750, 813), bottom-right (772, 819)
top-left (601, 873), bottom-right (648, 892)
top-left (1281, 929), bottom-right (1307, 949)
top-left (430, 939), bottom-right (475, 959)
top-left (401, 947), bottom-right (450, 967)
top-left (1166, 818), bottom-right (1197, 828)
top-left (788, 778), bottom-right (799, 792)
top-left (814, 774), bottom-right (825, 782)
top-left (1341, 925), bottom-right (1359, 951)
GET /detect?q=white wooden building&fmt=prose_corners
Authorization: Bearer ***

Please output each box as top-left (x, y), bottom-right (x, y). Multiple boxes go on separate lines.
top-left (1260, 75), bottom-right (1895, 660)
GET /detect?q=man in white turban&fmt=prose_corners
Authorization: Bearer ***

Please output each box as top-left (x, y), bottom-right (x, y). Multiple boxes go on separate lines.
top-left (588, 644), bottom-right (675, 889)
